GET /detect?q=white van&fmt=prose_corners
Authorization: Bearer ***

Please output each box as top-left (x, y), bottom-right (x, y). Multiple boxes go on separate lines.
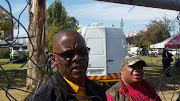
top-left (78, 26), bottom-right (128, 82)
top-left (9, 45), bottom-right (28, 61)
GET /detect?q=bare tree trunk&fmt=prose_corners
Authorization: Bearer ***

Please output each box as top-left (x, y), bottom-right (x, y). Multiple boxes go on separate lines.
top-left (26, 0), bottom-right (46, 91)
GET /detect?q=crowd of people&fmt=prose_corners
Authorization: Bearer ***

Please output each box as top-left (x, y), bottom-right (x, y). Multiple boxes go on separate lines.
top-left (24, 29), bottom-right (179, 101)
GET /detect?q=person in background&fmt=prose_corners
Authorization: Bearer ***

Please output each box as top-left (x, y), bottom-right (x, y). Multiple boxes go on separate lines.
top-left (106, 55), bottom-right (162, 101)
top-left (162, 47), bottom-right (173, 77)
top-left (24, 29), bottom-right (107, 101)
top-left (176, 92), bottom-right (180, 101)
top-left (177, 92), bottom-right (180, 101)
top-left (45, 50), bottom-right (51, 73)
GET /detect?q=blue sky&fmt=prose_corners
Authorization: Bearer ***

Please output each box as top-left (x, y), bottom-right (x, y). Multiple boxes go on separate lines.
top-left (1, 0), bottom-right (179, 37)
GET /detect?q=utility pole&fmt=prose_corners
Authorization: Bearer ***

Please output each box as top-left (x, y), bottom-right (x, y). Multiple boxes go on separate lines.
top-left (26, 0), bottom-right (46, 91)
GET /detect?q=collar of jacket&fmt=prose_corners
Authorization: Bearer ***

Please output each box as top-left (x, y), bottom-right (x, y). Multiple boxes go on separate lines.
top-left (118, 78), bottom-right (134, 101)
top-left (54, 70), bottom-right (99, 100)
top-left (54, 70), bottom-right (73, 99)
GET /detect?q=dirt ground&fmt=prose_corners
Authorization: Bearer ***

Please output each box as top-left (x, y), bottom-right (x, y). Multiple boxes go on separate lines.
top-left (0, 87), bottom-right (29, 101)
top-left (144, 66), bottom-right (180, 101)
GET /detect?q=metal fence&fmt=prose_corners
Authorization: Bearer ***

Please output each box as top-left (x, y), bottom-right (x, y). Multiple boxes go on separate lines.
top-left (0, 0), bottom-right (180, 101)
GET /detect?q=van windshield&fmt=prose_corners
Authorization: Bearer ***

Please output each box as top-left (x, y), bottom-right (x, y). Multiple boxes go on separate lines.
top-left (22, 46), bottom-right (27, 50)
top-left (13, 47), bottom-right (20, 50)
top-left (13, 46), bottom-right (27, 50)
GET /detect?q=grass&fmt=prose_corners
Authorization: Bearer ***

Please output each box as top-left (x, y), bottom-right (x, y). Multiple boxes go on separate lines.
top-left (0, 59), bottom-right (29, 101)
top-left (0, 59), bottom-right (27, 88)
top-left (0, 56), bottom-right (180, 101)
top-left (143, 66), bottom-right (180, 101)
top-left (142, 55), bottom-right (180, 101)
top-left (141, 55), bottom-right (177, 66)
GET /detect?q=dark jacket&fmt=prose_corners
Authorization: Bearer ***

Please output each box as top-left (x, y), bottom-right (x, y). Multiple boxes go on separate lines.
top-left (24, 71), bottom-right (107, 101)
top-left (106, 79), bottom-right (161, 101)
top-left (177, 92), bottom-right (180, 101)
top-left (162, 49), bottom-right (173, 60)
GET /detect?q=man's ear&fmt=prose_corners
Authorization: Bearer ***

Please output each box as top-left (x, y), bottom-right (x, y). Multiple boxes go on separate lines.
top-left (120, 67), bottom-right (124, 74)
top-left (50, 53), bottom-right (56, 65)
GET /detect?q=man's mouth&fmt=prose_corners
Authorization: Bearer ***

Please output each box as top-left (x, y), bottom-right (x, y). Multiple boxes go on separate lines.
top-left (134, 74), bottom-right (142, 79)
top-left (73, 66), bottom-right (82, 70)
top-left (72, 66), bottom-right (84, 72)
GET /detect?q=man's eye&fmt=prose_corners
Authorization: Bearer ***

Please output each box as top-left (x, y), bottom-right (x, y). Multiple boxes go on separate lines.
top-left (61, 51), bottom-right (74, 59)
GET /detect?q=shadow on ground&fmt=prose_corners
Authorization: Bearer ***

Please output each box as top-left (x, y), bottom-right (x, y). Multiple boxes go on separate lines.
top-left (144, 65), bottom-right (180, 93)
top-left (0, 69), bottom-right (26, 88)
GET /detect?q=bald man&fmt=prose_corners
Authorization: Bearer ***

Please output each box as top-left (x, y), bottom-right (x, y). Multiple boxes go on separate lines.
top-left (24, 29), bottom-right (107, 101)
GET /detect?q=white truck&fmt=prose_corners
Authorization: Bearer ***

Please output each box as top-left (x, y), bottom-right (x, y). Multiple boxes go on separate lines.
top-left (78, 25), bottom-right (128, 82)
top-left (9, 45), bottom-right (28, 61)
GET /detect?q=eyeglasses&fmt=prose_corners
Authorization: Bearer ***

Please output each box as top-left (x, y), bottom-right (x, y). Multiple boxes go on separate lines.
top-left (53, 47), bottom-right (90, 61)
top-left (129, 65), bottom-right (143, 70)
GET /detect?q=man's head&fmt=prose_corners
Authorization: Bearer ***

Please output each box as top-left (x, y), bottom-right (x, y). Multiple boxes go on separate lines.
top-left (120, 55), bottom-right (146, 85)
top-left (165, 47), bottom-right (169, 51)
top-left (50, 29), bottom-right (89, 86)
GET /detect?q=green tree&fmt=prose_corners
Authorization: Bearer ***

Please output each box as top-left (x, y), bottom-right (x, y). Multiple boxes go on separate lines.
top-left (66, 16), bottom-right (79, 30)
top-left (141, 16), bottom-right (171, 44)
top-left (45, 0), bottom-right (79, 51)
top-left (134, 16), bottom-right (172, 50)
top-left (0, 8), bottom-right (13, 40)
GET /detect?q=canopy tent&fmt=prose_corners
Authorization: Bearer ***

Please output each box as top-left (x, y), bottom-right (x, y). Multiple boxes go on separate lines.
top-left (150, 34), bottom-right (180, 49)
top-left (165, 34), bottom-right (180, 48)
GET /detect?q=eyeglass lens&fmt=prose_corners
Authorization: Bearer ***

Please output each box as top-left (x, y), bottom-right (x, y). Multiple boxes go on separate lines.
top-left (60, 47), bottom-right (89, 60)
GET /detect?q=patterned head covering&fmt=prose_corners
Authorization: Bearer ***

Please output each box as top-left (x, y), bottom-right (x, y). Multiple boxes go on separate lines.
top-left (121, 55), bottom-right (146, 67)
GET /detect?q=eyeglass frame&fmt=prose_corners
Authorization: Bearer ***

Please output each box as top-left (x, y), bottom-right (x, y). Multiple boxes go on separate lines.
top-left (53, 47), bottom-right (90, 61)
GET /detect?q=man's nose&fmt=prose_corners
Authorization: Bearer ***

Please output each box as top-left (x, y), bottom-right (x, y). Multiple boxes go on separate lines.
top-left (72, 54), bottom-right (83, 61)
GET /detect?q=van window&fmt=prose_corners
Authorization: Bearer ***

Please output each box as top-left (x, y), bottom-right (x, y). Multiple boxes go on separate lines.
top-left (87, 38), bottom-right (104, 55)
top-left (13, 47), bottom-right (20, 50)
top-left (22, 46), bottom-right (27, 50)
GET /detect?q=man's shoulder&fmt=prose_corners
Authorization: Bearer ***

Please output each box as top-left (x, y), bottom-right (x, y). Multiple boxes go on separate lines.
top-left (24, 82), bottom-right (55, 101)
top-left (85, 77), bottom-right (107, 94)
top-left (85, 78), bottom-right (107, 101)
top-left (24, 73), bottom-right (65, 101)
top-left (105, 81), bottom-right (128, 101)
top-left (85, 77), bottom-right (102, 88)
top-left (106, 81), bottom-right (121, 94)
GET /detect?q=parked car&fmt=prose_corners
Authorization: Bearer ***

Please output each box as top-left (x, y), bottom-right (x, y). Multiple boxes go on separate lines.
top-left (168, 49), bottom-right (180, 55)
top-left (148, 49), bottom-right (163, 56)
top-left (128, 47), bottom-right (141, 55)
